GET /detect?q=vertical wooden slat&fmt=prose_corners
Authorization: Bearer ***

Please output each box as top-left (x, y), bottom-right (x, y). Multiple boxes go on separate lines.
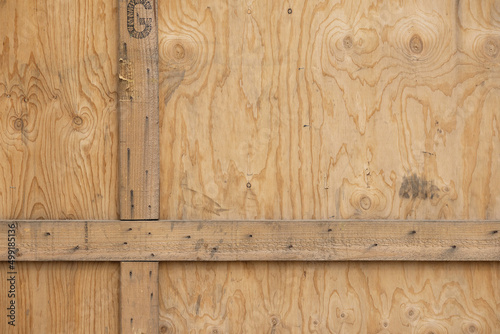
top-left (120, 262), bottom-right (159, 334)
top-left (118, 0), bottom-right (160, 331)
top-left (118, 0), bottom-right (160, 220)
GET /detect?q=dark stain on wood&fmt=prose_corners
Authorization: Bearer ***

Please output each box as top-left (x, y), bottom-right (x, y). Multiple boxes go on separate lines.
top-left (194, 238), bottom-right (204, 251)
top-left (195, 295), bottom-right (201, 315)
top-left (399, 174), bottom-right (440, 200)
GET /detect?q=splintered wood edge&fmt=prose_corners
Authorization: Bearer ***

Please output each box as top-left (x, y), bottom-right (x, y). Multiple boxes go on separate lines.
top-left (1, 220), bottom-right (499, 261)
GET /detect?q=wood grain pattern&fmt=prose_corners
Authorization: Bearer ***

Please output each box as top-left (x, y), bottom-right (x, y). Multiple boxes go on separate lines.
top-left (159, 0), bottom-right (500, 220)
top-left (119, 0), bottom-right (160, 220)
top-left (2, 220), bottom-right (498, 261)
top-left (0, 0), bottom-right (118, 220)
top-left (121, 262), bottom-right (159, 334)
top-left (159, 261), bottom-right (500, 333)
top-left (0, 262), bottom-right (119, 333)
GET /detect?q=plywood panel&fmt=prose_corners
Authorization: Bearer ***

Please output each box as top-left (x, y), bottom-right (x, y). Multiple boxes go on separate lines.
top-left (0, 0), bottom-right (118, 219)
top-left (159, 262), bottom-right (500, 333)
top-left (0, 262), bottom-right (120, 333)
top-left (159, 0), bottom-right (500, 220)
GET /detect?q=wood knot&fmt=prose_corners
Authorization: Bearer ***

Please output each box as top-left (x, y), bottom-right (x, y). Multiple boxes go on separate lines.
top-left (287, 8), bottom-right (292, 14)
top-left (359, 196), bottom-right (371, 210)
top-left (14, 118), bottom-right (24, 131)
top-left (409, 34), bottom-right (423, 54)
top-left (405, 306), bottom-right (419, 321)
top-left (174, 44), bottom-right (185, 60)
top-left (159, 325), bottom-right (169, 333)
top-left (246, 182), bottom-right (251, 189)
top-left (484, 38), bottom-right (498, 58)
top-left (271, 317), bottom-right (279, 326)
top-left (460, 321), bottom-right (481, 334)
top-left (73, 116), bottom-right (83, 126)
top-left (343, 35), bottom-right (353, 49)
top-left (467, 325), bottom-right (477, 333)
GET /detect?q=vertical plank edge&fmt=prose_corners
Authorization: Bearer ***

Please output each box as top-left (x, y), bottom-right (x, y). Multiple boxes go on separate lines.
top-left (118, 0), bottom-right (160, 220)
top-left (120, 262), bottom-right (159, 334)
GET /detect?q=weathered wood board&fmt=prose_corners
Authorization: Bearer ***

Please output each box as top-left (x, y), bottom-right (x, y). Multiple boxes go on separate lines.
top-left (0, 0), bottom-right (119, 220)
top-left (118, 0), bottom-right (160, 220)
top-left (120, 262), bottom-right (159, 334)
top-left (1, 220), bottom-right (499, 261)
top-left (0, 262), bottom-right (119, 333)
top-left (159, 0), bottom-right (500, 220)
top-left (159, 261), bottom-right (500, 333)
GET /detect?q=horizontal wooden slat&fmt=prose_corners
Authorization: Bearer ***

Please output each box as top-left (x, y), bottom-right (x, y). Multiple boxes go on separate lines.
top-left (1, 220), bottom-right (499, 261)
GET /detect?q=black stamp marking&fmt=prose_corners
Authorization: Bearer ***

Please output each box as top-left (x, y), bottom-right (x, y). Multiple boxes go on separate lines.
top-left (127, 0), bottom-right (153, 39)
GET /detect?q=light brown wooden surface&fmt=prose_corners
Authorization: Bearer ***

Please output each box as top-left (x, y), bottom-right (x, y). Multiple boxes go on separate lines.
top-left (159, 261), bottom-right (500, 333)
top-left (119, 0), bottom-right (160, 220)
top-left (121, 262), bottom-right (159, 334)
top-left (159, 0), bottom-right (500, 220)
top-left (0, 262), bottom-right (120, 333)
top-left (0, 0), bottom-right (119, 220)
top-left (2, 220), bottom-right (499, 261)
top-left (1, 0), bottom-right (500, 332)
